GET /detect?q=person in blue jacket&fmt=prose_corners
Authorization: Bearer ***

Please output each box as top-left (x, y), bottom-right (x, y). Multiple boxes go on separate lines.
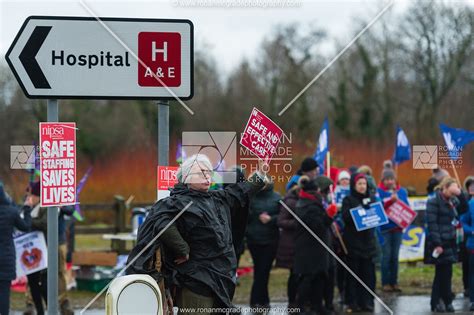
top-left (0, 181), bottom-right (32, 315)
top-left (377, 163), bottom-right (409, 293)
top-left (461, 176), bottom-right (474, 311)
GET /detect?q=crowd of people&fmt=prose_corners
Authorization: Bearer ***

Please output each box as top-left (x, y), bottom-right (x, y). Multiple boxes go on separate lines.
top-left (126, 154), bottom-right (474, 315)
top-left (1, 153), bottom-right (473, 315)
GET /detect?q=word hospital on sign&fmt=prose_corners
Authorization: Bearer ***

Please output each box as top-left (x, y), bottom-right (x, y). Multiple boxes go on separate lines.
top-left (52, 50), bottom-right (131, 69)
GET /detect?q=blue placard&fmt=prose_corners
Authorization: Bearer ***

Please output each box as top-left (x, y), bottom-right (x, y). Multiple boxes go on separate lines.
top-left (350, 201), bottom-right (389, 231)
top-left (335, 187), bottom-right (350, 205)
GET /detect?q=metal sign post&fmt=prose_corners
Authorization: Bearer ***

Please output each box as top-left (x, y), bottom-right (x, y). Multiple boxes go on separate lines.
top-left (46, 99), bottom-right (59, 315)
top-left (158, 100), bottom-right (169, 167)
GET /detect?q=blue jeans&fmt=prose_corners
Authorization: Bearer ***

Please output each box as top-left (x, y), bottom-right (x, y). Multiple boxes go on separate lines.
top-left (381, 231), bottom-right (402, 286)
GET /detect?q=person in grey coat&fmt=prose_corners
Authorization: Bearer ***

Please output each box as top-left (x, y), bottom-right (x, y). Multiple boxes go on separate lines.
top-left (0, 182), bottom-right (32, 315)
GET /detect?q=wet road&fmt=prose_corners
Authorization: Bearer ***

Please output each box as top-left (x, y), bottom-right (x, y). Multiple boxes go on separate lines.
top-left (10, 294), bottom-right (474, 314)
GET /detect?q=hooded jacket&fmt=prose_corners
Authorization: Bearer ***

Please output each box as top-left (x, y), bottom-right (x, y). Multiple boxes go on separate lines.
top-left (294, 189), bottom-right (333, 275)
top-left (126, 174), bottom-right (265, 308)
top-left (275, 187), bottom-right (299, 269)
top-left (0, 186), bottom-right (32, 280)
top-left (341, 173), bottom-right (378, 259)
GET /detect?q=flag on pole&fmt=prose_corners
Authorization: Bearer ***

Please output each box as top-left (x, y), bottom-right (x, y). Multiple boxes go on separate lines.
top-left (393, 126), bottom-right (411, 165)
top-left (440, 124), bottom-right (474, 160)
top-left (314, 118), bottom-right (329, 174)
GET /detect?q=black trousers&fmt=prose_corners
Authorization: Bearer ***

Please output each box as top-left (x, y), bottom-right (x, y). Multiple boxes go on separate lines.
top-left (287, 269), bottom-right (299, 305)
top-left (0, 280), bottom-right (10, 315)
top-left (431, 263), bottom-right (453, 308)
top-left (336, 261), bottom-right (346, 302)
top-left (27, 271), bottom-right (48, 315)
top-left (297, 273), bottom-right (326, 313)
top-left (345, 256), bottom-right (374, 308)
top-left (323, 266), bottom-right (335, 308)
top-left (462, 249), bottom-right (470, 291)
top-left (248, 242), bottom-right (277, 306)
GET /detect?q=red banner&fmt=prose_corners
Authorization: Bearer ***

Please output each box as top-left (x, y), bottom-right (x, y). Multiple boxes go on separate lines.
top-left (240, 107), bottom-right (283, 163)
top-left (385, 200), bottom-right (417, 229)
top-left (39, 123), bottom-right (76, 207)
top-left (157, 166), bottom-right (179, 200)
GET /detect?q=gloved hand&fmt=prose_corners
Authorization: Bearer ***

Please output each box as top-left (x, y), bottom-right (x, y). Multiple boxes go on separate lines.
top-left (326, 204), bottom-right (338, 218)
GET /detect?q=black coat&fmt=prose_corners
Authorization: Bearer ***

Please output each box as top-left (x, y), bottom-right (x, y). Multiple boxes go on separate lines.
top-left (294, 192), bottom-right (333, 275)
top-left (341, 195), bottom-right (378, 259)
top-left (0, 204), bottom-right (32, 280)
top-left (126, 175), bottom-right (264, 308)
top-left (275, 188), bottom-right (298, 269)
top-left (424, 191), bottom-right (463, 265)
top-left (246, 184), bottom-right (280, 245)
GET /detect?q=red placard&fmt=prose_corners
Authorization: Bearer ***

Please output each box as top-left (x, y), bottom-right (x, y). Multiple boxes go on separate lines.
top-left (240, 108), bottom-right (283, 163)
top-left (157, 166), bottom-right (178, 190)
top-left (385, 200), bottom-right (417, 229)
top-left (157, 166), bottom-right (179, 200)
top-left (39, 123), bottom-right (76, 207)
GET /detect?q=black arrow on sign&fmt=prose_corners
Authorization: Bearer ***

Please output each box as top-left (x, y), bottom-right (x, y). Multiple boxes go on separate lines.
top-left (19, 26), bottom-right (52, 89)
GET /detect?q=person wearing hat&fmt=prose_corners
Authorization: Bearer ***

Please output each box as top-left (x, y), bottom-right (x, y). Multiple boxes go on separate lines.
top-left (0, 181), bottom-right (32, 315)
top-left (315, 175), bottom-right (339, 312)
top-left (294, 175), bottom-right (337, 314)
top-left (341, 173), bottom-right (378, 312)
top-left (377, 164), bottom-right (409, 293)
top-left (23, 181), bottom-right (74, 315)
top-left (277, 157), bottom-right (319, 311)
top-left (285, 157), bottom-right (319, 192)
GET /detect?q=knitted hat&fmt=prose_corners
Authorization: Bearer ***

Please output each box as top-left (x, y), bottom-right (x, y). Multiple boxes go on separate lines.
top-left (298, 175), bottom-right (318, 191)
top-left (381, 168), bottom-right (396, 181)
top-left (300, 158), bottom-right (318, 173)
top-left (357, 165), bottom-right (373, 176)
top-left (338, 170), bottom-right (350, 182)
top-left (315, 176), bottom-right (333, 192)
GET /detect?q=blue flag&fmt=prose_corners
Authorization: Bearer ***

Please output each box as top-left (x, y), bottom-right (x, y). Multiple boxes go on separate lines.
top-left (314, 118), bottom-right (329, 174)
top-left (440, 124), bottom-right (474, 160)
top-left (393, 126), bottom-right (411, 165)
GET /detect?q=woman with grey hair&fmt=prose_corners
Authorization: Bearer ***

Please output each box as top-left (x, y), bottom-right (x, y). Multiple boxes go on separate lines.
top-left (127, 154), bottom-right (268, 314)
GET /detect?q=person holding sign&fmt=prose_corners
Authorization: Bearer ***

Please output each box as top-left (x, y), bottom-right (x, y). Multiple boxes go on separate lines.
top-left (24, 182), bottom-right (74, 315)
top-left (126, 154), bottom-right (268, 314)
top-left (377, 162), bottom-right (409, 293)
top-left (425, 177), bottom-right (468, 313)
top-left (341, 173), bottom-right (378, 313)
top-left (246, 174), bottom-right (280, 310)
top-left (294, 175), bottom-right (337, 314)
top-left (0, 182), bottom-right (32, 315)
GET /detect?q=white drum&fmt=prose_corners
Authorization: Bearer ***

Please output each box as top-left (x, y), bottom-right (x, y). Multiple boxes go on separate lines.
top-left (106, 274), bottom-right (163, 315)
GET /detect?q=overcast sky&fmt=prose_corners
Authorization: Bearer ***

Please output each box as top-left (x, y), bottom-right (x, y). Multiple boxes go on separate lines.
top-left (0, 0), bottom-right (471, 75)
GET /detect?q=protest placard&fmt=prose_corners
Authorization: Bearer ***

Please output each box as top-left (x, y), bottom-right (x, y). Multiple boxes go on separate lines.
top-left (15, 231), bottom-right (48, 277)
top-left (240, 108), bottom-right (283, 163)
top-left (350, 201), bottom-right (389, 231)
top-left (40, 123), bottom-right (76, 207)
top-left (386, 200), bottom-right (417, 229)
